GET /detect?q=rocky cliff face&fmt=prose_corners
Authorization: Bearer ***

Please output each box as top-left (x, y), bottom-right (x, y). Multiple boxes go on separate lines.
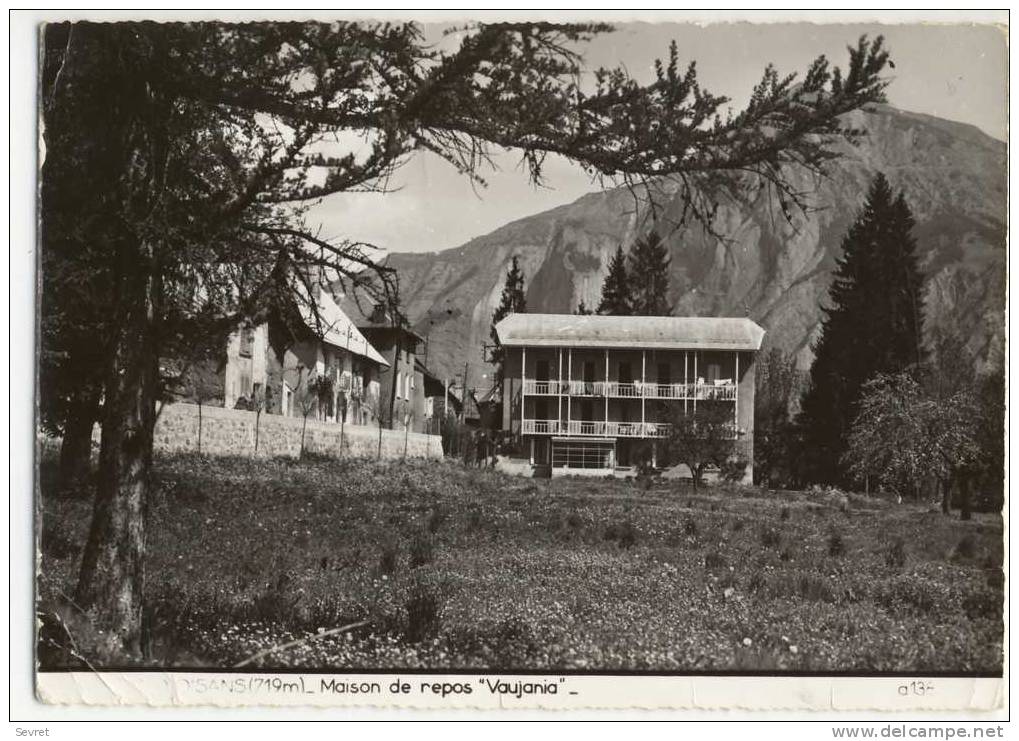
top-left (387, 105), bottom-right (1006, 387)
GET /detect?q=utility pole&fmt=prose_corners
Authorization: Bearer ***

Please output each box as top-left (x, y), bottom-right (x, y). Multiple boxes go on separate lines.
top-left (462, 360), bottom-right (470, 423)
top-left (387, 308), bottom-right (402, 431)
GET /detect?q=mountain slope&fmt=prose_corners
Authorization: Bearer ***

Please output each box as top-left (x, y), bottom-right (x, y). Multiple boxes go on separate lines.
top-left (387, 105), bottom-right (1006, 387)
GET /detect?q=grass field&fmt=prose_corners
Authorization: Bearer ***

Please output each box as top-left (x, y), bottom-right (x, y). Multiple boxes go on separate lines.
top-left (38, 452), bottom-right (1004, 672)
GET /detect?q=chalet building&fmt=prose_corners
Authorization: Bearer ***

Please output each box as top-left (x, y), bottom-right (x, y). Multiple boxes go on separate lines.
top-left (338, 299), bottom-right (431, 433)
top-left (224, 288), bottom-right (389, 426)
top-left (494, 313), bottom-right (765, 482)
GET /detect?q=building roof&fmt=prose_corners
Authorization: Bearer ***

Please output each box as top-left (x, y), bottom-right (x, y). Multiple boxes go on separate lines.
top-left (414, 357), bottom-right (447, 397)
top-left (298, 289), bottom-right (390, 367)
top-left (494, 313), bottom-right (765, 351)
top-left (334, 289), bottom-right (425, 344)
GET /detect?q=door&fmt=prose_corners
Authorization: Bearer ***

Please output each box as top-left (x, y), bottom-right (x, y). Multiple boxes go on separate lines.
top-left (535, 398), bottom-right (549, 426)
top-left (583, 360), bottom-right (595, 394)
top-left (536, 359), bottom-right (550, 381)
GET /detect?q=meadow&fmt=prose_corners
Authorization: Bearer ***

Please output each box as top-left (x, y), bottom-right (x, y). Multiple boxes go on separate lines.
top-left (37, 452), bottom-right (1004, 672)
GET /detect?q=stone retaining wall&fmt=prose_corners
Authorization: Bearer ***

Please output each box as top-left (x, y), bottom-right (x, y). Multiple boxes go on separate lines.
top-left (152, 402), bottom-right (443, 460)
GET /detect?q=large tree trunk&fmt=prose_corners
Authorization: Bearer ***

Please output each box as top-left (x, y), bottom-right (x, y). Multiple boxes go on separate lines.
top-left (940, 476), bottom-right (952, 515)
top-left (57, 385), bottom-right (100, 493)
top-left (74, 248), bottom-right (160, 658)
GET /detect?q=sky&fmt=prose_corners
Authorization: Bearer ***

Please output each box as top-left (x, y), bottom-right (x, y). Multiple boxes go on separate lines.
top-left (306, 21), bottom-right (1007, 255)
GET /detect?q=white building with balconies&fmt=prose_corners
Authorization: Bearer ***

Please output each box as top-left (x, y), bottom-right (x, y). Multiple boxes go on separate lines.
top-left (494, 313), bottom-right (765, 481)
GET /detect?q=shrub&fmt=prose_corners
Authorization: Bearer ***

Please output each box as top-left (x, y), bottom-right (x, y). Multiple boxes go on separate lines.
top-left (683, 518), bottom-right (698, 537)
top-left (704, 551), bottom-right (727, 569)
top-left (427, 506), bottom-right (449, 534)
top-left (721, 456), bottom-right (749, 482)
top-left (378, 540), bottom-right (400, 575)
top-left (731, 518), bottom-right (744, 532)
top-left (885, 538), bottom-right (907, 569)
top-left (566, 511), bottom-right (583, 530)
top-left (797, 573), bottom-right (835, 603)
top-left (760, 527), bottom-right (782, 549)
top-left (404, 586), bottom-right (441, 642)
top-left (779, 547), bottom-right (794, 562)
top-left (604, 520), bottom-right (638, 549)
top-left (780, 506), bottom-right (791, 521)
top-left (408, 533), bottom-right (435, 568)
top-left (828, 530), bottom-right (846, 558)
top-left (618, 524), bottom-right (638, 550)
top-left (250, 576), bottom-right (301, 622)
top-left (952, 534), bottom-right (977, 562)
top-left (874, 577), bottom-right (949, 617)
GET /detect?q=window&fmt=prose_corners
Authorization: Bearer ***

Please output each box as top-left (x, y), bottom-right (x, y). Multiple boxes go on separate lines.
top-left (239, 326), bottom-right (254, 358)
top-left (536, 359), bottom-right (550, 381)
top-left (239, 370), bottom-right (252, 397)
top-left (618, 362), bottom-right (632, 383)
top-left (396, 371), bottom-right (403, 399)
top-left (583, 360), bottom-right (595, 382)
top-left (658, 362), bottom-right (671, 385)
top-left (552, 439), bottom-right (614, 469)
top-left (707, 363), bottom-right (721, 383)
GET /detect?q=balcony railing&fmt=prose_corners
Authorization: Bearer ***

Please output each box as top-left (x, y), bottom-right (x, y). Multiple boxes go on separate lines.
top-left (644, 382), bottom-right (737, 400)
top-left (521, 419), bottom-right (672, 438)
top-left (601, 381), bottom-right (640, 397)
top-left (523, 379), bottom-right (561, 395)
top-left (522, 378), bottom-right (736, 400)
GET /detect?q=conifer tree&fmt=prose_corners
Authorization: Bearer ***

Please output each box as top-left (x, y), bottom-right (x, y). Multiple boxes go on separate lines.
top-left (797, 173), bottom-right (925, 485)
top-left (596, 245), bottom-right (632, 315)
top-left (627, 231), bottom-right (672, 315)
top-left (490, 256), bottom-right (527, 386)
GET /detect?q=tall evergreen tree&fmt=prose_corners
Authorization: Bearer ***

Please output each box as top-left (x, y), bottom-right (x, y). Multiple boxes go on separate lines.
top-left (596, 245), bottom-right (632, 315)
top-left (490, 256), bottom-right (527, 386)
top-left (754, 348), bottom-right (803, 488)
top-left (627, 231), bottom-right (672, 315)
top-left (797, 173), bottom-right (925, 485)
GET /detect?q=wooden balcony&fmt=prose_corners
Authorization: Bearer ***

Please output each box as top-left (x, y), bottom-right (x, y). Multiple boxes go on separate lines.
top-left (643, 382), bottom-right (737, 401)
top-left (522, 379), bottom-right (736, 401)
top-left (522, 379), bottom-right (562, 395)
top-left (521, 419), bottom-right (672, 438)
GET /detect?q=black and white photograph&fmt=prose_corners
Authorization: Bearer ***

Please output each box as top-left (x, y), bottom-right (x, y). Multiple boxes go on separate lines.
top-left (27, 10), bottom-right (1006, 712)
